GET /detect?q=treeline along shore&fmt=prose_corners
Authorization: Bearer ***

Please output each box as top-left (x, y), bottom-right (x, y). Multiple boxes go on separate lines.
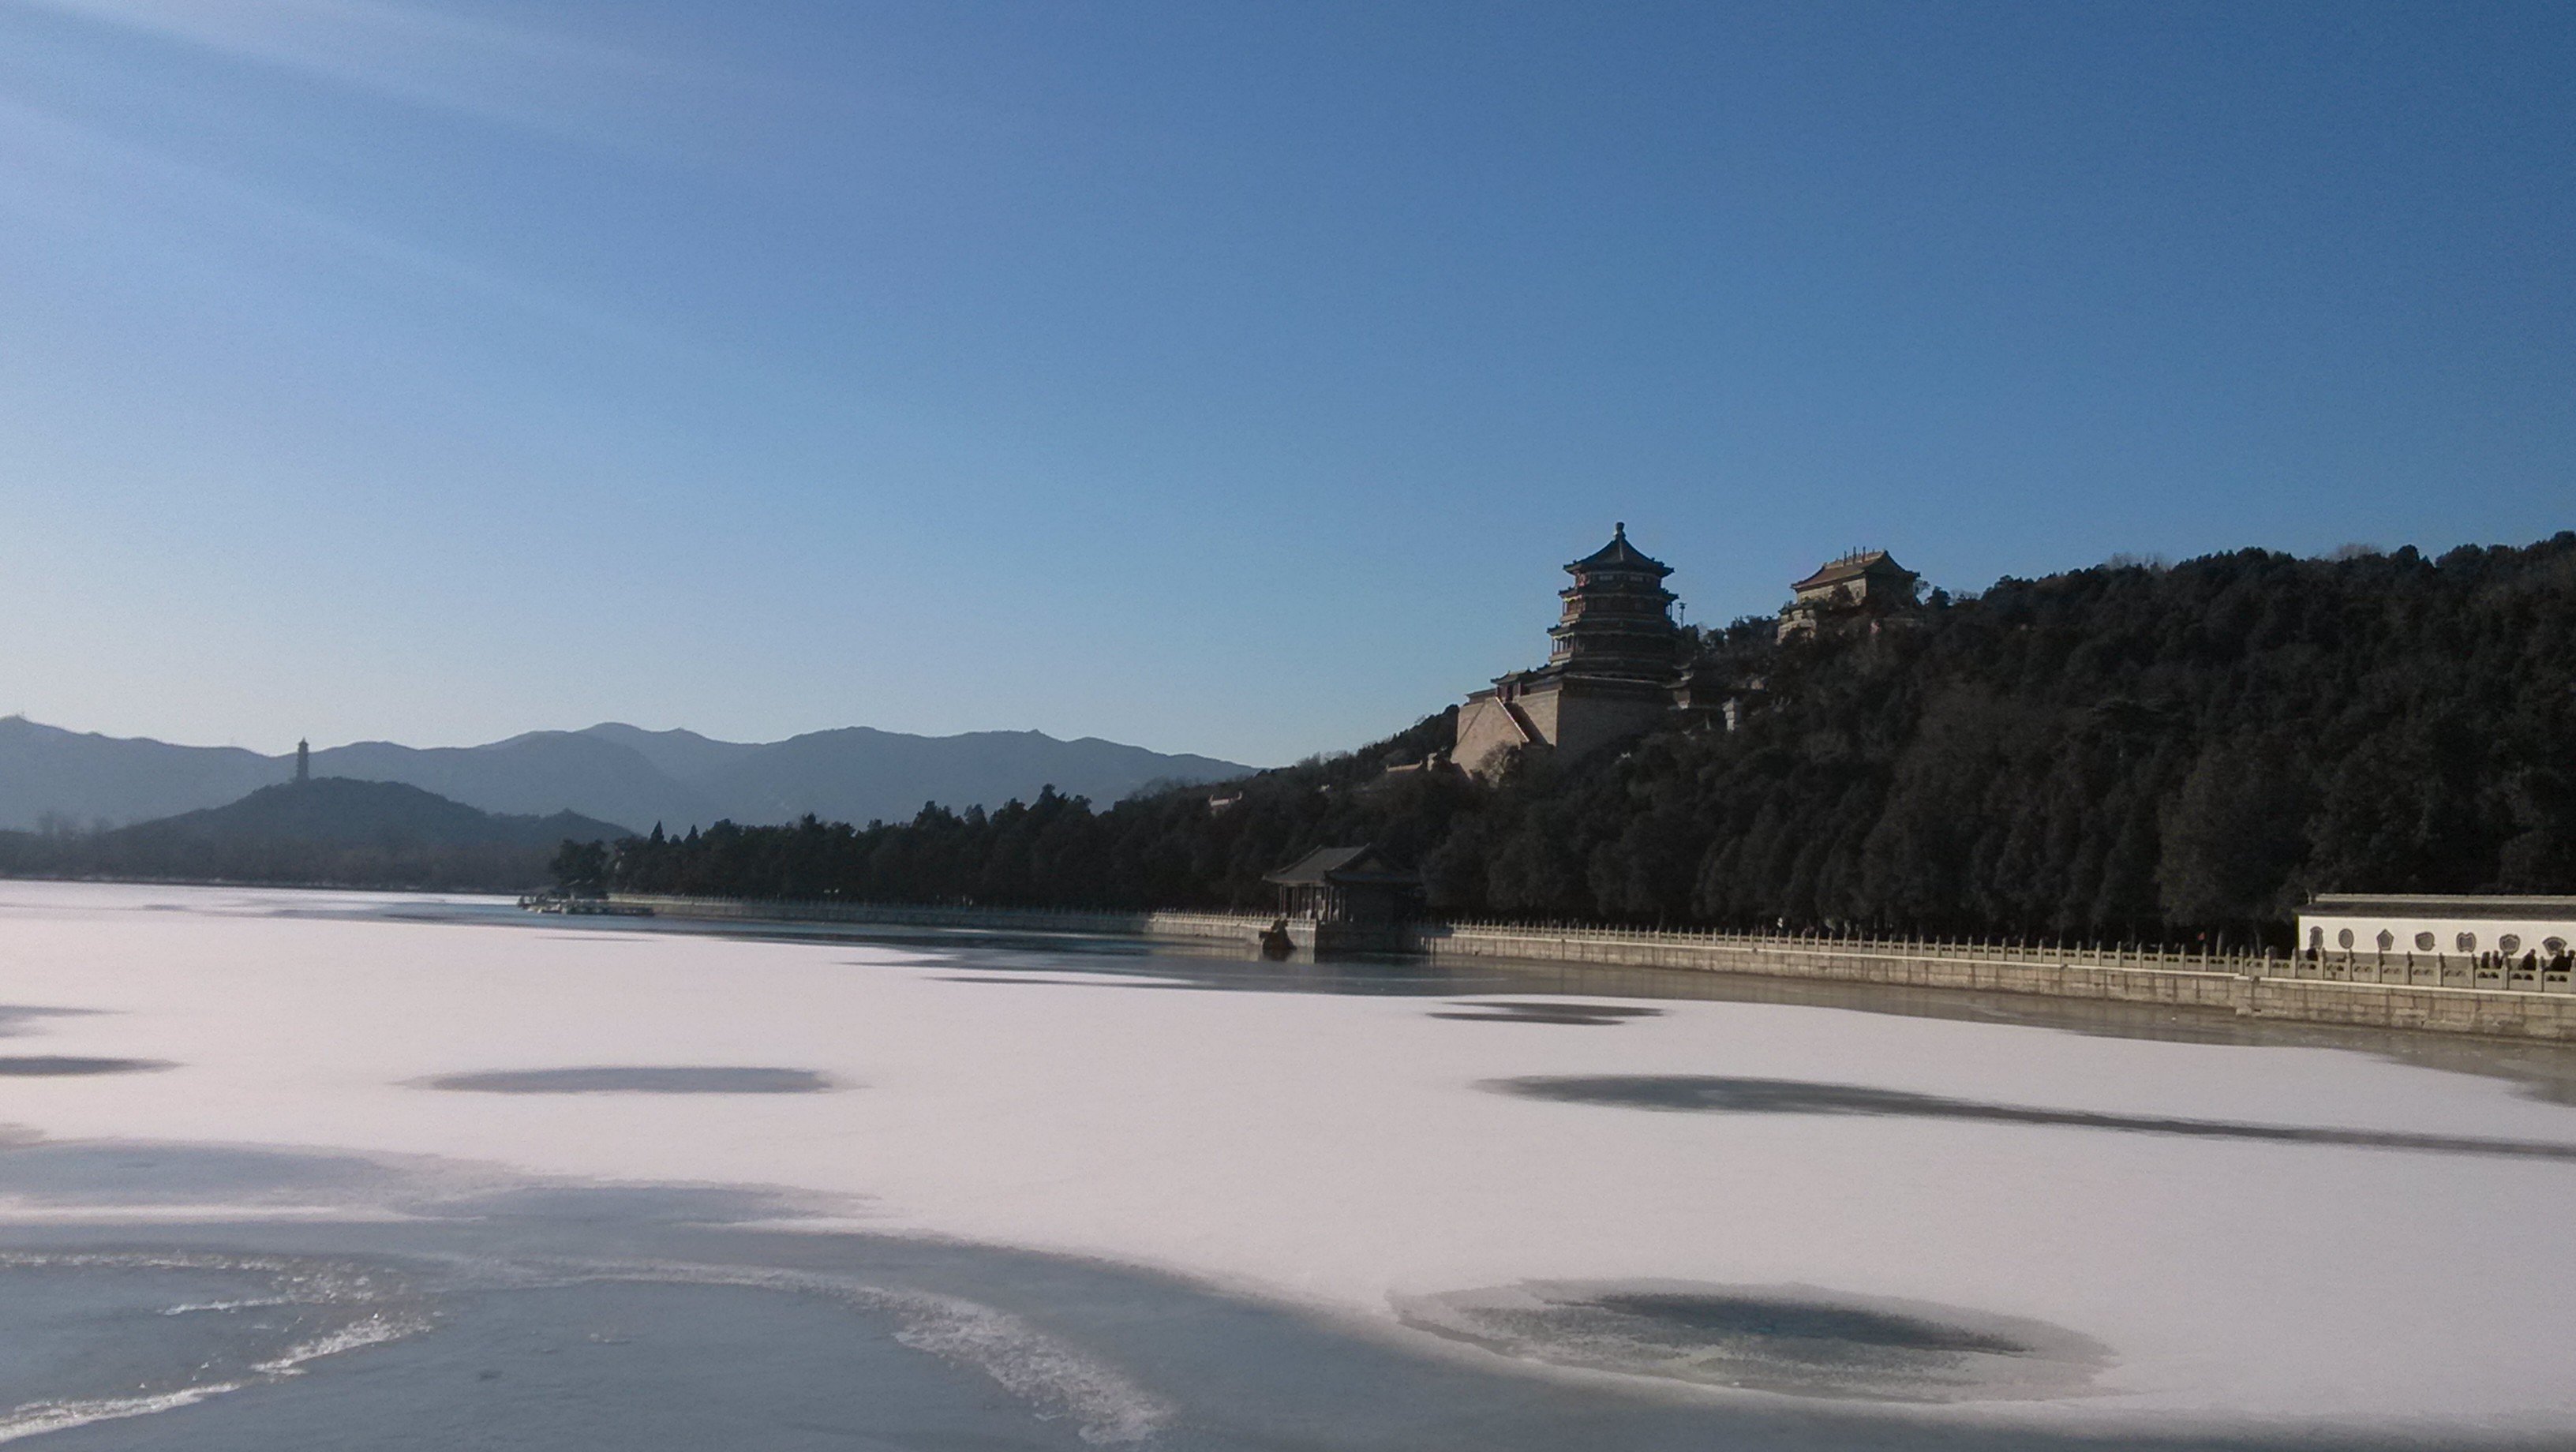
top-left (589, 537), bottom-right (2576, 946)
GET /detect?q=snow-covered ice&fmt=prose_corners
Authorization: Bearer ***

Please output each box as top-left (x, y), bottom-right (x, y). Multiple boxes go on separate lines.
top-left (3, 879), bottom-right (2574, 1439)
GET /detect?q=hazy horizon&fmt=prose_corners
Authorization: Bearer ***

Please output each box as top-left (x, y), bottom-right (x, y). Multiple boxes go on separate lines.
top-left (0, 710), bottom-right (1264, 763)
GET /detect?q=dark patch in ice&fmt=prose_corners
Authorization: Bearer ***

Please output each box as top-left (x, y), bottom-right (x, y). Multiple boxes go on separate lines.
top-left (1488, 1076), bottom-right (2576, 1161)
top-left (0, 1138), bottom-right (859, 1226)
top-left (410, 1183), bottom-right (857, 1226)
top-left (0, 1056), bottom-right (171, 1076)
top-left (1393, 1279), bottom-right (2107, 1401)
top-left (1432, 1000), bottom-right (1664, 1027)
top-left (930, 975), bottom-right (1103, 986)
top-left (421, 1067), bottom-right (834, 1095)
top-left (0, 1005), bottom-right (104, 1038)
top-left (1588, 1292), bottom-right (2026, 1355)
top-left (0, 1141), bottom-right (416, 1207)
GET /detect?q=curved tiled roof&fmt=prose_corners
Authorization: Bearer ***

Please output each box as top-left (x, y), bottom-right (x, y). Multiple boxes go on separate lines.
top-left (1565, 522), bottom-right (1673, 577)
top-left (1263, 844), bottom-right (1417, 886)
top-left (1791, 549), bottom-right (1915, 593)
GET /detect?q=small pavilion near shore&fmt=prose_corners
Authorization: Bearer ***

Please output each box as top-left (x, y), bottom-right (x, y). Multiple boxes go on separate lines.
top-left (1263, 845), bottom-right (1421, 933)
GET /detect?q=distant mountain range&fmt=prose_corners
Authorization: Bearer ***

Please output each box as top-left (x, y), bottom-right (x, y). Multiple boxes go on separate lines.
top-left (0, 777), bottom-right (633, 892)
top-left (0, 716), bottom-right (1251, 835)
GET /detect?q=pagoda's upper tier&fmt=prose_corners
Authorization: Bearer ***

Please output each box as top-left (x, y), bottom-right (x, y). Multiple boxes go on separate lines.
top-left (1565, 522), bottom-right (1672, 579)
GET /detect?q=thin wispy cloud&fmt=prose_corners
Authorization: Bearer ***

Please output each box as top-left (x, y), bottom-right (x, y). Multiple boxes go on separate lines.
top-left (0, 88), bottom-right (658, 350)
top-left (21, 0), bottom-right (689, 148)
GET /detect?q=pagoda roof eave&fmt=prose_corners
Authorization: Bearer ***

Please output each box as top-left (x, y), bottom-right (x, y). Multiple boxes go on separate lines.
top-left (1564, 522), bottom-right (1672, 577)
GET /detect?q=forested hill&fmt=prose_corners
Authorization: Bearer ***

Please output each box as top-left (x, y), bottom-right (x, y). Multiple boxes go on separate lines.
top-left (597, 536), bottom-right (2576, 943)
top-left (0, 778), bottom-right (632, 892)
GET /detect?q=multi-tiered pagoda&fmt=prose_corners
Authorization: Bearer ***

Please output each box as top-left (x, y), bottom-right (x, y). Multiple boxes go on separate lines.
top-left (1544, 523), bottom-right (1681, 678)
top-left (1454, 523), bottom-right (1689, 778)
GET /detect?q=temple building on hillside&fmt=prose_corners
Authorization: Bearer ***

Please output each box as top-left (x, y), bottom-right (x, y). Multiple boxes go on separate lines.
top-left (1453, 523), bottom-right (1690, 780)
top-left (1451, 530), bottom-right (1931, 780)
top-left (1776, 549), bottom-right (1921, 642)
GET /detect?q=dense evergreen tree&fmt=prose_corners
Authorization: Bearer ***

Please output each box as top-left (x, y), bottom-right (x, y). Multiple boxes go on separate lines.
top-left (593, 537), bottom-right (2576, 945)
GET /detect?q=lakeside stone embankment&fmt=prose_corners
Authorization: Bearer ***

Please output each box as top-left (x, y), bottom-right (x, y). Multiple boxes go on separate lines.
top-left (611, 895), bottom-right (2576, 1043)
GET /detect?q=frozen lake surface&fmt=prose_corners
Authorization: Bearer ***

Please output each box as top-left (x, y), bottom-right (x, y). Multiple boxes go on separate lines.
top-left (2, 881), bottom-right (2574, 1448)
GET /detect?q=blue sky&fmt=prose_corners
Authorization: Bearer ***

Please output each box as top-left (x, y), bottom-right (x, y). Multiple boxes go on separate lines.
top-left (2, 1), bottom-right (2568, 767)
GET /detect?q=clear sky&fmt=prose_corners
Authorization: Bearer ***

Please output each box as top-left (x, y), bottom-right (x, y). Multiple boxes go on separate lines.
top-left (2, 1), bottom-right (2569, 767)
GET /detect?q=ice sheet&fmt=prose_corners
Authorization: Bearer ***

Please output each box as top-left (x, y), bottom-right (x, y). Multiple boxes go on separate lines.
top-left (3, 879), bottom-right (2574, 1435)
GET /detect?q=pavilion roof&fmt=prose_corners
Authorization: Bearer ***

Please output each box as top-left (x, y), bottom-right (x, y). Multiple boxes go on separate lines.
top-left (1263, 844), bottom-right (1417, 887)
top-left (1791, 549), bottom-right (1915, 593)
top-left (1565, 522), bottom-right (1673, 577)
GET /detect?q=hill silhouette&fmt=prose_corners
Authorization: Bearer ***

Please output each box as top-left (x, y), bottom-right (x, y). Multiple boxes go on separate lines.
top-left (137, 778), bottom-right (631, 849)
top-left (0, 716), bottom-right (1249, 833)
top-left (0, 779), bottom-right (632, 892)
